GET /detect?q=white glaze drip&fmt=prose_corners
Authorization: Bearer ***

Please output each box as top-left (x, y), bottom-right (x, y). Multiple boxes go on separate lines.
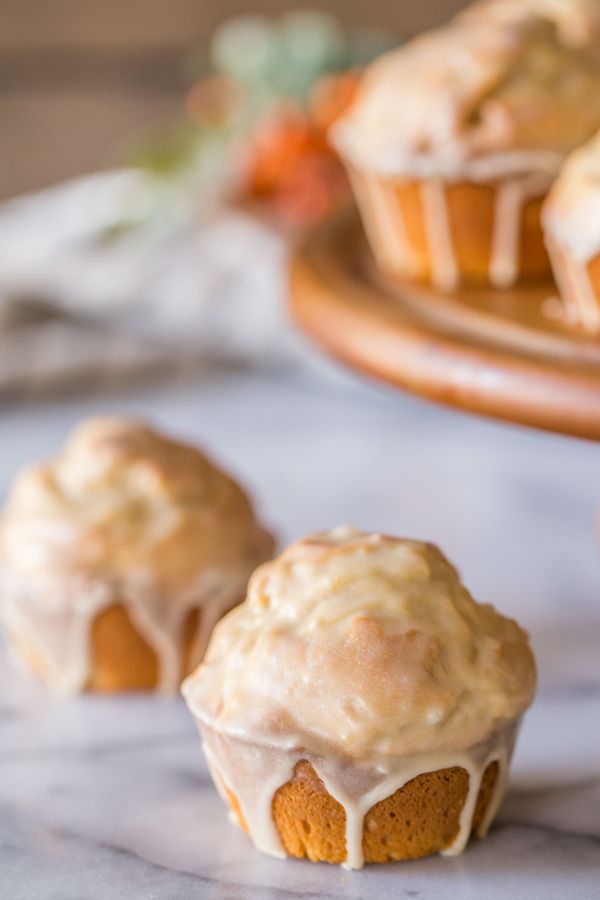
top-left (195, 721), bottom-right (518, 870)
top-left (355, 170), bottom-right (550, 290)
top-left (331, 3), bottom-right (600, 181)
top-left (546, 235), bottom-right (600, 332)
top-left (361, 173), bottom-right (415, 276)
top-left (0, 567), bottom-right (249, 694)
top-left (346, 169), bottom-right (393, 271)
top-left (420, 181), bottom-right (459, 290)
top-left (489, 181), bottom-right (524, 288)
top-left (489, 172), bottom-right (553, 288)
top-left (542, 131), bottom-right (600, 266)
top-left (540, 293), bottom-right (580, 326)
top-left (561, 256), bottom-right (600, 333)
top-left (183, 530), bottom-right (535, 869)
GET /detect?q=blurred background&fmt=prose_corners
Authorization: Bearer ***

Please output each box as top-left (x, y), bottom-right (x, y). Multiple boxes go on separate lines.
top-left (0, 0), bottom-right (470, 397)
top-left (1, 0), bottom-right (466, 200)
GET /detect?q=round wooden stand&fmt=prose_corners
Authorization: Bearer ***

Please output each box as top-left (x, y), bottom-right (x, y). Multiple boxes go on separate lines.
top-left (289, 212), bottom-right (600, 441)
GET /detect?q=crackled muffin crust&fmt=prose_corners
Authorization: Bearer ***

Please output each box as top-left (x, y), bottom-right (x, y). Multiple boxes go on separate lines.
top-left (0, 417), bottom-right (274, 692)
top-left (183, 527), bottom-right (536, 868)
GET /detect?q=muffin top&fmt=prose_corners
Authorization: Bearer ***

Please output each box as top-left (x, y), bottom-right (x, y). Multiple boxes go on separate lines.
top-left (0, 417), bottom-right (274, 594)
top-left (184, 527), bottom-right (536, 759)
top-left (332, 0), bottom-right (600, 179)
top-left (543, 129), bottom-right (600, 261)
top-left (462, 0), bottom-right (600, 45)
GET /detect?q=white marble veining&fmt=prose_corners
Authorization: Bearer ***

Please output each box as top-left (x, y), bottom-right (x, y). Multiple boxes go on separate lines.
top-left (1, 362), bottom-right (599, 899)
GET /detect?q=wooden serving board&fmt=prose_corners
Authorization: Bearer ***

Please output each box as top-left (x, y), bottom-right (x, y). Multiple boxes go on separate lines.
top-left (289, 211), bottom-right (600, 441)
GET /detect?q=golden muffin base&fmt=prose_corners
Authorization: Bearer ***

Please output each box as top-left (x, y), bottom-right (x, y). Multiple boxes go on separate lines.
top-left (349, 170), bottom-right (551, 288)
top-left (13, 602), bottom-right (219, 692)
top-left (546, 239), bottom-right (600, 334)
top-left (88, 603), bottom-right (202, 691)
top-left (227, 758), bottom-right (499, 865)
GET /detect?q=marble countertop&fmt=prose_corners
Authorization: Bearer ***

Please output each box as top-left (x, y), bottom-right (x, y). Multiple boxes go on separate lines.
top-left (1, 365), bottom-right (599, 899)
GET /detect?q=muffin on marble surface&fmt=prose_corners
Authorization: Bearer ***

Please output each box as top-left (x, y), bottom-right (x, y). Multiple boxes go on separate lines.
top-left (331, 0), bottom-right (600, 290)
top-left (0, 417), bottom-right (274, 693)
top-left (183, 526), bottom-right (536, 868)
top-left (543, 130), bottom-right (600, 333)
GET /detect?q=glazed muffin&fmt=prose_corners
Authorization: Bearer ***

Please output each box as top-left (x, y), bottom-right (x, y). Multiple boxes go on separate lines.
top-left (183, 526), bottom-right (536, 868)
top-left (465, 0), bottom-right (600, 44)
top-left (331, 0), bottom-right (600, 290)
top-left (543, 130), bottom-right (600, 332)
top-left (0, 417), bottom-right (274, 693)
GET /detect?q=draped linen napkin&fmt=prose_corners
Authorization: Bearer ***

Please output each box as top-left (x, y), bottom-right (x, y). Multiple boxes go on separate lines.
top-left (0, 170), bottom-right (310, 396)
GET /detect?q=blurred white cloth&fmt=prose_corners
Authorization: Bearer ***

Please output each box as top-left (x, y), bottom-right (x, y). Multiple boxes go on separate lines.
top-left (0, 170), bottom-right (309, 395)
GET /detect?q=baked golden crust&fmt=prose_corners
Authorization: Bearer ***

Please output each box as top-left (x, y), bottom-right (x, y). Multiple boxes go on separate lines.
top-left (333, 2), bottom-right (600, 176)
top-left (588, 254), bottom-right (600, 307)
top-left (226, 759), bottom-right (499, 865)
top-left (184, 528), bottom-right (533, 866)
top-left (0, 418), bottom-right (274, 692)
top-left (88, 603), bottom-right (203, 692)
top-left (0, 417), bottom-right (273, 591)
top-left (332, 0), bottom-right (600, 288)
top-left (188, 528), bottom-right (536, 759)
top-left (353, 174), bottom-right (550, 285)
top-left (463, 0), bottom-right (600, 47)
top-left (13, 602), bottom-right (209, 691)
